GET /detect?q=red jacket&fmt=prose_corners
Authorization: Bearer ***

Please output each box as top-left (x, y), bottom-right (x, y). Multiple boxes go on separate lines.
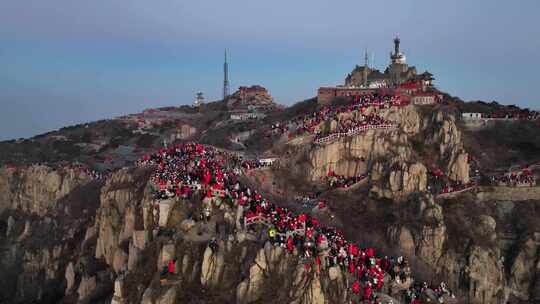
top-left (168, 260), bottom-right (175, 273)
top-left (352, 281), bottom-right (360, 294)
top-left (366, 247), bottom-right (374, 258)
top-left (287, 236), bottom-right (294, 252)
top-left (363, 285), bottom-right (373, 299)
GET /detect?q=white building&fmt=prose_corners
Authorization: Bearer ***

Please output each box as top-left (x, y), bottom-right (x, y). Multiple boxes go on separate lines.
top-left (259, 158), bottom-right (278, 166)
top-left (462, 113), bottom-right (483, 120)
top-left (194, 92), bottom-right (204, 107)
top-left (230, 112), bottom-right (266, 121)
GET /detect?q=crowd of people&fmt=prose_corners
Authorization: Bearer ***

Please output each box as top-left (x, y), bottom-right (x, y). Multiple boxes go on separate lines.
top-left (240, 158), bottom-right (276, 170)
top-left (438, 180), bottom-right (476, 196)
top-left (326, 171), bottom-right (369, 189)
top-left (314, 114), bottom-right (396, 145)
top-left (139, 143), bottom-right (452, 303)
top-left (491, 168), bottom-right (536, 187)
top-left (473, 110), bottom-right (540, 120)
top-left (429, 167), bottom-right (477, 197)
top-left (294, 195), bottom-right (327, 209)
top-left (270, 93), bottom-right (407, 142)
top-left (70, 164), bottom-right (111, 180)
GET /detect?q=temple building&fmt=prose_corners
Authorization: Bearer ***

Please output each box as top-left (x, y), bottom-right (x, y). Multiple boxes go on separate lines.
top-left (318, 37), bottom-right (438, 105)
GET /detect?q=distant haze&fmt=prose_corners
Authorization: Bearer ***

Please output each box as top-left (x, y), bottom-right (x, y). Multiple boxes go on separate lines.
top-left (0, 0), bottom-right (539, 140)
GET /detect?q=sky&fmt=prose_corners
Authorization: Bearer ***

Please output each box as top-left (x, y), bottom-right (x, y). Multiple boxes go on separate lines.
top-left (0, 0), bottom-right (539, 140)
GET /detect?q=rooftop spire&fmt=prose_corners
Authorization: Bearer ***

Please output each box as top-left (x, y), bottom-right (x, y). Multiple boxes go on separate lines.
top-left (364, 49), bottom-right (369, 68)
top-left (394, 36), bottom-right (400, 55)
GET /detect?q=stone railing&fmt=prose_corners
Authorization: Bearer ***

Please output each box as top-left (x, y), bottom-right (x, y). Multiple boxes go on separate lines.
top-left (436, 184), bottom-right (476, 199)
top-left (314, 124), bottom-right (397, 145)
top-left (243, 214), bottom-right (272, 227)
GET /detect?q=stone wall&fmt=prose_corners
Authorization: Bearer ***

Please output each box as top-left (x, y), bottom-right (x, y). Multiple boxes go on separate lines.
top-left (477, 186), bottom-right (540, 201)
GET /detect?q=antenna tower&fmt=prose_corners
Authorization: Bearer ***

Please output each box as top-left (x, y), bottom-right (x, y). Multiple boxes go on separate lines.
top-left (223, 49), bottom-right (230, 100)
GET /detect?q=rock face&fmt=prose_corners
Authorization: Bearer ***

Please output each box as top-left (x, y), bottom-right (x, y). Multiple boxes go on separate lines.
top-left (95, 169), bottom-right (147, 267)
top-left (428, 111), bottom-right (470, 183)
top-left (372, 162), bottom-right (428, 199)
top-left (304, 105), bottom-right (421, 182)
top-left (466, 246), bottom-right (504, 303)
top-left (448, 152), bottom-right (470, 183)
top-left (508, 236), bottom-right (540, 301)
top-left (200, 245), bottom-right (225, 287)
top-left (298, 106), bottom-right (469, 202)
top-left (0, 103), bottom-right (537, 304)
top-left (65, 262), bottom-right (76, 294)
top-left (0, 165), bottom-right (92, 215)
top-left (307, 129), bottom-right (412, 181)
top-left (387, 225), bottom-right (415, 257)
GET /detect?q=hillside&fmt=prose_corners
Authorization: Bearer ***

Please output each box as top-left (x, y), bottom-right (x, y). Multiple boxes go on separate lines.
top-left (0, 94), bottom-right (539, 304)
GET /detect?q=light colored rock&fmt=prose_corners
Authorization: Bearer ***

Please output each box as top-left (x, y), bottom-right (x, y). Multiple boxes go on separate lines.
top-left (477, 186), bottom-right (540, 202)
top-left (179, 219), bottom-right (196, 232)
top-left (95, 207), bottom-right (121, 265)
top-left (388, 225), bottom-right (415, 257)
top-left (114, 278), bottom-right (125, 299)
top-left (77, 275), bottom-right (97, 302)
top-left (200, 245), bottom-right (225, 287)
top-left (6, 216), bottom-right (15, 237)
top-left (328, 266), bottom-right (342, 281)
top-left (448, 152), bottom-right (470, 183)
top-left (157, 286), bottom-right (177, 304)
top-left (181, 254), bottom-right (190, 275)
top-left (467, 246), bottom-right (504, 303)
top-left (121, 206), bottom-right (136, 243)
top-left (82, 224), bottom-right (97, 249)
top-left (417, 224), bottom-right (446, 267)
top-left (65, 262), bottom-right (75, 294)
top-left (477, 215), bottom-right (497, 241)
top-left (132, 230), bottom-right (149, 250)
top-left (373, 162), bottom-right (427, 200)
top-left (113, 249), bottom-right (128, 273)
top-left (158, 200), bottom-right (175, 227)
top-left (509, 237), bottom-right (539, 300)
top-left (141, 287), bottom-right (155, 304)
top-left (128, 242), bottom-right (141, 271)
top-left (0, 165), bottom-right (91, 215)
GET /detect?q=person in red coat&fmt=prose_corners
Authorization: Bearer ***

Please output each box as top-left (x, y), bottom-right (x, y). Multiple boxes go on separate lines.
top-left (411, 298), bottom-right (422, 304)
top-left (366, 247), bottom-right (374, 258)
top-left (286, 236), bottom-right (294, 253)
top-left (168, 259), bottom-right (175, 274)
top-left (352, 280), bottom-right (360, 294)
top-left (363, 282), bottom-right (373, 300)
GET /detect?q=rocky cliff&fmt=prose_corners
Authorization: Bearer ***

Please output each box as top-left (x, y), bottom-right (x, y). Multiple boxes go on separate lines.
top-left (0, 101), bottom-right (537, 304)
top-left (288, 105), bottom-right (468, 201)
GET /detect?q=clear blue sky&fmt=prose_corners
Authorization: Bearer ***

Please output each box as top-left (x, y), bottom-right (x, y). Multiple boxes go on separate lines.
top-left (0, 0), bottom-right (539, 140)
